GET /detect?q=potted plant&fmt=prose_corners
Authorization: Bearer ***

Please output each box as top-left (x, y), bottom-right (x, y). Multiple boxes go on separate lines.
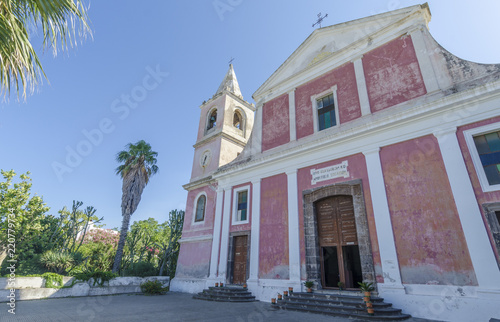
top-left (367, 304), bottom-right (375, 316)
top-left (304, 281), bottom-right (314, 293)
top-left (337, 281), bottom-right (344, 290)
top-left (358, 281), bottom-right (374, 302)
top-left (288, 286), bottom-right (293, 294)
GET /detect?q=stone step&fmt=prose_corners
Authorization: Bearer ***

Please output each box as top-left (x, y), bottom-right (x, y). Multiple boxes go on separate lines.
top-left (289, 291), bottom-right (385, 302)
top-left (193, 286), bottom-right (256, 302)
top-left (284, 295), bottom-right (392, 308)
top-left (193, 293), bottom-right (256, 302)
top-left (277, 299), bottom-right (403, 316)
top-left (206, 288), bottom-right (251, 295)
top-left (273, 303), bottom-right (411, 321)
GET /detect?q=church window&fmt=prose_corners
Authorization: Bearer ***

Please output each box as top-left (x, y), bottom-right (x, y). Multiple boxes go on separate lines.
top-left (464, 122), bottom-right (500, 192)
top-left (311, 86), bottom-right (339, 133)
top-left (473, 131), bottom-right (500, 185)
top-left (232, 185), bottom-right (250, 225)
top-left (317, 94), bottom-right (336, 131)
top-left (195, 195), bottom-right (206, 222)
top-left (207, 109), bottom-right (217, 131)
top-left (236, 190), bottom-right (248, 221)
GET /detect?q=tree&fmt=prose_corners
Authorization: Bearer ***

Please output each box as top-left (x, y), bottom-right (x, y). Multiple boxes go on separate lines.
top-left (0, 170), bottom-right (50, 262)
top-left (0, 0), bottom-right (91, 99)
top-left (112, 140), bottom-right (159, 273)
top-left (157, 209), bottom-right (184, 277)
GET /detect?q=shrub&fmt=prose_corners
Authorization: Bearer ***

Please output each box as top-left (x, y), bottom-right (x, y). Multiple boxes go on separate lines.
top-left (140, 280), bottom-right (169, 295)
top-left (1, 254), bottom-right (45, 276)
top-left (72, 269), bottom-right (118, 287)
top-left (42, 272), bottom-right (64, 288)
top-left (40, 250), bottom-right (74, 274)
top-left (124, 261), bottom-right (157, 277)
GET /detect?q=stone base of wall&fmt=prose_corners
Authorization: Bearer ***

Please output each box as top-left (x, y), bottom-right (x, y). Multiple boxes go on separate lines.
top-left (170, 277), bottom-right (207, 294)
top-left (0, 276), bottom-right (170, 302)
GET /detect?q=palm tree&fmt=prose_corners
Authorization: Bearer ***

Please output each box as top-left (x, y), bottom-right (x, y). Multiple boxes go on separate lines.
top-left (112, 140), bottom-right (159, 273)
top-left (0, 0), bottom-right (91, 99)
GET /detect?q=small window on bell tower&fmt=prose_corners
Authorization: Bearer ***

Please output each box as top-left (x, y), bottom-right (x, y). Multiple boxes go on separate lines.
top-left (207, 109), bottom-right (217, 131)
top-left (233, 111), bottom-right (242, 130)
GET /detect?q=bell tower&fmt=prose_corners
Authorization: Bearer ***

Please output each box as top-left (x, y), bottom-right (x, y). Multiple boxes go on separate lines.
top-left (189, 64), bottom-right (255, 182)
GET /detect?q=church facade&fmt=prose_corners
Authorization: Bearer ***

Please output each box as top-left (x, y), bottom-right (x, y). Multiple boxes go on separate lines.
top-left (171, 4), bottom-right (500, 321)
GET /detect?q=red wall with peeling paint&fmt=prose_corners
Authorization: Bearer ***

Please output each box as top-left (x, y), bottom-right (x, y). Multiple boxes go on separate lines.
top-left (457, 116), bottom-right (500, 263)
top-left (297, 153), bottom-right (383, 282)
top-left (380, 135), bottom-right (477, 285)
top-left (182, 185), bottom-right (217, 239)
top-left (259, 173), bottom-right (289, 279)
top-left (363, 35), bottom-right (426, 112)
top-left (262, 94), bottom-right (290, 152)
top-left (295, 62), bottom-right (361, 139)
top-left (230, 182), bottom-right (253, 233)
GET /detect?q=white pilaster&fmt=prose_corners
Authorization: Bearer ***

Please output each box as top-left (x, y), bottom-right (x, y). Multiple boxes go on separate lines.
top-left (410, 28), bottom-right (440, 94)
top-left (248, 179), bottom-right (261, 286)
top-left (289, 90), bottom-right (297, 141)
top-left (251, 102), bottom-right (263, 155)
top-left (208, 187), bottom-right (224, 281)
top-left (353, 57), bottom-right (371, 116)
top-left (287, 170), bottom-right (301, 282)
top-left (363, 148), bottom-right (405, 291)
top-left (217, 187), bottom-right (232, 280)
top-left (434, 129), bottom-right (500, 288)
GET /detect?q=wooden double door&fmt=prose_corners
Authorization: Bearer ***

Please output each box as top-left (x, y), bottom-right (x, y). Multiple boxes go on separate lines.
top-left (316, 195), bottom-right (363, 289)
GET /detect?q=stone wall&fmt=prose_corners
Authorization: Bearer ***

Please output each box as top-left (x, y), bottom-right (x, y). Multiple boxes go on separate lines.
top-left (0, 276), bottom-right (170, 302)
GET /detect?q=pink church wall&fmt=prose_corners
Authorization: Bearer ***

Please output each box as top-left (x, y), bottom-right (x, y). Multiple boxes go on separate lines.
top-left (262, 94), bottom-right (290, 152)
top-left (380, 135), bottom-right (477, 285)
top-left (363, 35), bottom-right (426, 112)
top-left (230, 182), bottom-right (253, 233)
top-left (259, 173), bottom-right (289, 279)
top-left (182, 185), bottom-right (217, 239)
top-left (457, 116), bottom-right (500, 263)
top-left (176, 240), bottom-right (212, 278)
top-left (297, 153), bottom-right (383, 282)
top-left (191, 139), bottom-right (221, 179)
top-left (176, 185), bottom-right (217, 279)
top-left (295, 62), bottom-right (361, 140)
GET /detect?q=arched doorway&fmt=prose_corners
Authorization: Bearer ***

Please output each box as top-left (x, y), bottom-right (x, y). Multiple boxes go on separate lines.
top-left (316, 195), bottom-right (363, 289)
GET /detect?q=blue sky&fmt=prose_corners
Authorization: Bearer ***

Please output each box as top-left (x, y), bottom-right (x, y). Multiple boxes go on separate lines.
top-left (1, 0), bottom-right (499, 230)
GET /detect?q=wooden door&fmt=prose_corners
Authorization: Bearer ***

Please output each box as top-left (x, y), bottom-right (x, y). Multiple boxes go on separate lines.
top-left (233, 236), bottom-right (248, 285)
top-left (316, 195), bottom-right (361, 289)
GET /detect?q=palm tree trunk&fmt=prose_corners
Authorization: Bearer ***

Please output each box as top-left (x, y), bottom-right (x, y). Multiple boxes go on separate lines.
top-left (112, 212), bottom-right (132, 273)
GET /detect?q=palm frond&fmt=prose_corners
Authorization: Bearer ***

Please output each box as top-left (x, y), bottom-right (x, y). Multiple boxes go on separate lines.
top-left (0, 0), bottom-right (92, 99)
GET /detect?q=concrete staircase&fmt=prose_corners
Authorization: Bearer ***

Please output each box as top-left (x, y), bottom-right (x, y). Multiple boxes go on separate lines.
top-left (273, 290), bottom-right (411, 320)
top-left (193, 285), bottom-right (256, 302)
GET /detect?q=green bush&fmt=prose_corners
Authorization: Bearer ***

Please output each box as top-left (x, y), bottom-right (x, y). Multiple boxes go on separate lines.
top-left (1, 254), bottom-right (45, 276)
top-left (72, 269), bottom-right (118, 287)
top-left (124, 261), bottom-right (157, 277)
top-left (140, 280), bottom-right (168, 295)
top-left (42, 272), bottom-right (64, 288)
top-left (40, 250), bottom-right (74, 274)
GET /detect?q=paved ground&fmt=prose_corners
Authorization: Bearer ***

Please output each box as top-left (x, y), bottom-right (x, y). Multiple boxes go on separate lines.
top-left (0, 292), bottom-right (435, 322)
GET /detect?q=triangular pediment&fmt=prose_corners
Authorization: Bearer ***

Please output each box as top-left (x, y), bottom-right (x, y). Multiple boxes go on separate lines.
top-left (253, 3), bottom-right (430, 101)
